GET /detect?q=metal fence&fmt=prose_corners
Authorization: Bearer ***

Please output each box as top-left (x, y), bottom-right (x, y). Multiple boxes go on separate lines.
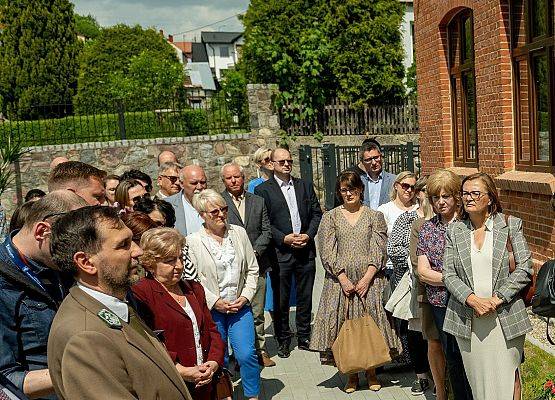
top-left (0, 90), bottom-right (250, 147)
top-left (282, 99), bottom-right (418, 137)
top-left (299, 142), bottom-right (420, 210)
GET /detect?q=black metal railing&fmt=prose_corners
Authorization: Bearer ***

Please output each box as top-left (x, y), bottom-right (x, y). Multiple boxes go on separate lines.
top-left (0, 90), bottom-right (250, 147)
top-left (299, 142), bottom-right (421, 210)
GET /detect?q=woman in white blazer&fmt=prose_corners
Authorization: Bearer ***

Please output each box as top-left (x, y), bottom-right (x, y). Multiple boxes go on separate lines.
top-left (186, 189), bottom-right (260, 400)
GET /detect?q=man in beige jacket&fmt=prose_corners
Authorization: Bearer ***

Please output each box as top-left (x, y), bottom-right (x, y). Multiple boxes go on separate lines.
top-left (47, 206), bottom-right (192, 400)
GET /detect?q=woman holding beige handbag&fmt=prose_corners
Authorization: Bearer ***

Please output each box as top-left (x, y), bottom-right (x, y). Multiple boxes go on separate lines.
top-left (310, 171), bottom-right (402, 393)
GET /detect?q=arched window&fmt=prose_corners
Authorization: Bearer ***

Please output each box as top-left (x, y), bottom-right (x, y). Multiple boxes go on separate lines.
top-left (511, 0), bottom-right (555, 171)
top-left (448, 9), bottom-right (478, 167)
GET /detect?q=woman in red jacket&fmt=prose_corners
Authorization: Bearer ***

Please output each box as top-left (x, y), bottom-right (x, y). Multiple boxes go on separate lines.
top-left (132, 227), bottom-right (226, 400)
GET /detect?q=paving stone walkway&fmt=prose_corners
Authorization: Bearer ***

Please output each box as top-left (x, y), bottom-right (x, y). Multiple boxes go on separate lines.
top-left (231, 258), bottom-right (435, 400)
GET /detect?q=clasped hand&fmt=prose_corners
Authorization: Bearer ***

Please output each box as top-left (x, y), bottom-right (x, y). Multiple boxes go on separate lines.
top-left (284, 233), bottom-right (310, 249)
top-left (178, 361), bottom-right (218, 387)
top-left (338, 274), bottom-right (370, 298)
top-left (214, 296), bottom-right (248, 314)
top-left (466, 293), bottom-right (503, 317)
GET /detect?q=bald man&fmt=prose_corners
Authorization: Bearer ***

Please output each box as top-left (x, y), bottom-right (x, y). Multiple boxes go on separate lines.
top-left (157, 151), bottom-right (178, 166)
top-left (49, 157), bottom-right (69, 170)
top-left (164, 165), bottom-right (207, 236)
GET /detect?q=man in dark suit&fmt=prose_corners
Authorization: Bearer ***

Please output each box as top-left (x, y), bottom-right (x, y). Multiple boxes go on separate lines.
top-left (255, 148), bottom-right (322, 358)
top-left (220, 162), bottom-right (276, 367)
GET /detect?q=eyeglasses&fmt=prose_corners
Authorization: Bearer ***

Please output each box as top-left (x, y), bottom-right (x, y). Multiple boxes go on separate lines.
top-left (274, 159), bottom-right (294, 166)
top-left (41, 211), bottom-right (68, 222)
top-left (399, 182), bottom-right (415, 192)
top-left (339, 188), bottom-right (359, 195)
top-left (207, 205), bottom-right (229, 217)
top-left (262, 157), bottom-right (271, 163)
top-left (160, 175), bottom-right (180, 184)
top-left (462, 191), bottom-right (486, 201)
top-left (362, 155), bottom-right (381, 164)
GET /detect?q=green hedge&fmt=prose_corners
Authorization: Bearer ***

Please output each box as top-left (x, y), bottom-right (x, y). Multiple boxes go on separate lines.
top-left (0, 109), bottom-right (211, 147)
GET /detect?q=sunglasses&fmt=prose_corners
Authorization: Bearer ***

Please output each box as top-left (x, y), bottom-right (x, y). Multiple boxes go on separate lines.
top-left (398, 182), bottom-right (415, 192)
top-left (274, 159), bottom-right (294, 166)
top-left (207, 205), bottom-right (229, 217)
top-left (160, 175), bottom-right (180, 184)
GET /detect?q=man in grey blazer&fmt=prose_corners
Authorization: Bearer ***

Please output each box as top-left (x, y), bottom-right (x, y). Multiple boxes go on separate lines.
top-left (165, 165), bottom-right (207, 236)
top-left (337, 139), bottom-right (395, 209)
top-left (220, 163), bottom-right (276, 367)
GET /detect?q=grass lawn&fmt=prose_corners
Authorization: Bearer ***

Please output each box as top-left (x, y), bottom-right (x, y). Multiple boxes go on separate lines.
top-left (522, 340), bottom-right (555, 399)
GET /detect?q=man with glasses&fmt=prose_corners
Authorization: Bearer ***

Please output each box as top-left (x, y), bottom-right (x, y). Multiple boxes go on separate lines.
top-left (255, 148), bottom-right (322, 358)
top-left (156, 162), bottom-right (182, 199)
top-left (166, 165), bottom-right (208, 236)
top-left (339, 139), bottom-right (396, 210)
top-left (47, 161), bottom-right (107, 206)
top-left (0, 191), bottom-right (87, 399)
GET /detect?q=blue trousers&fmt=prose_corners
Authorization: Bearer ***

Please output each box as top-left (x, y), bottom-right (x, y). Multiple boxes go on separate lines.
top-left (211, 306), bottom-right (260, 397)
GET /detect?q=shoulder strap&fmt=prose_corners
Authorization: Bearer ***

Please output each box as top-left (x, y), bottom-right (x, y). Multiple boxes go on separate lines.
top-left (504, 214), bottom-right (516, 273)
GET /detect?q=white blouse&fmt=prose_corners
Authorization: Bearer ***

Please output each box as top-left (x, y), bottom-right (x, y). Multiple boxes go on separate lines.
top-left (182, 299), bottom-right (203, 366)
top-left (205, 234), bottom-right (240, 303)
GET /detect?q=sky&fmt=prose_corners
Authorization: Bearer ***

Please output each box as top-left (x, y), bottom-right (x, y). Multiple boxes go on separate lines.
top-left (71, 0), bottom-right (249, 41)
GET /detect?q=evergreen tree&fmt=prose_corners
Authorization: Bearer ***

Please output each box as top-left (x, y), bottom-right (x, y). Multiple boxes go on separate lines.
top-left (75, 24), bottom-right (181, 113)
top-left (0, 0), bottom-right (81, 119)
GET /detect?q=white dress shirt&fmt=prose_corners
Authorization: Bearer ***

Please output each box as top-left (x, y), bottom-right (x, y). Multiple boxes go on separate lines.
top-left (274, 175), bottom-right (302, 234)
top-left (182, 195), bottom-right (204, 235)
top-left (77, 282), bottom-right (129, 323)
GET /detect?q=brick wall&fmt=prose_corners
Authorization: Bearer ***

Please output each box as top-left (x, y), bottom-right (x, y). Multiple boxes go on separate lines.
top-left (414, 0), bottom-right (555, 266)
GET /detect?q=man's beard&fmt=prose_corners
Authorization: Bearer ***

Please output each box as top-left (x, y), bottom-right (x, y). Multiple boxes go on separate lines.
top-left (98, 262), bottom-right (137, 297)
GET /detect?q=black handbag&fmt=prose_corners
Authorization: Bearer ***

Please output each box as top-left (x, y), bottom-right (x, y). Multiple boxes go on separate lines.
top-left (531, 260), bottom-right (555, 344)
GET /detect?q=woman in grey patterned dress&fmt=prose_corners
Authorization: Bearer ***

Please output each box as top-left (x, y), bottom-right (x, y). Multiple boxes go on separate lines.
top-left (310, 171), bottom-right (402, 394)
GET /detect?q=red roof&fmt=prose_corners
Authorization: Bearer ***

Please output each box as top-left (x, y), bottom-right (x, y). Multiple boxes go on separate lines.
top-left (173, 41), bottom-right (192, 54)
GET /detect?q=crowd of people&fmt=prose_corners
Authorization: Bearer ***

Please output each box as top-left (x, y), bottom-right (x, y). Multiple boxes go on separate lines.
top-left (0, 139), bottom-right (534, 400)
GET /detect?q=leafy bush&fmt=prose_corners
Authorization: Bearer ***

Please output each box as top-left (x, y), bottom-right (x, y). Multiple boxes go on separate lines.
top-left (0, 109), bottom-right (210, 147)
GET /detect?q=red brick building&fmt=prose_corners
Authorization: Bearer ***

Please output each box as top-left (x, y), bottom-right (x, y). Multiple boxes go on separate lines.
top-left (414, 0), bottom-right (554, 267)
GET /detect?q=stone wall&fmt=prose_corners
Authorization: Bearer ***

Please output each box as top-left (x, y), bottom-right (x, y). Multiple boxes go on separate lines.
top-left (1, 133), bottom-right (261, 217)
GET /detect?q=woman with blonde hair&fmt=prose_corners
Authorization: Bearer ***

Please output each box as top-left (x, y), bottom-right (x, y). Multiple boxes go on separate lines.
top-left (443, 173), bottom-right (532, 400)
top-left (132, 227), bottom-right (225, 400)
top-left (187, 189), bottom-right (260, 400)
top-left (417, 169), bottom-right (472, 400)
top-left (247, 147), bottom-right (273, 193)
top-left (386, 175), bottom-right (434, 395)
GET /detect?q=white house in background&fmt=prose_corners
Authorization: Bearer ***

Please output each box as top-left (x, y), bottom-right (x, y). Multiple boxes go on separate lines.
top-left (400, 0), bottom-right (415, 71)
top-left (201, 31), bottom-right (244, 80)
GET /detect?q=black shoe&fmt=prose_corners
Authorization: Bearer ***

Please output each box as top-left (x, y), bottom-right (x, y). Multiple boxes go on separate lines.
top-left (297, 339), bottom-right (310, 351)
top-left (411, 378), bottom-right (430, 395)
top-left (277, 342), bottom-right (290, 358)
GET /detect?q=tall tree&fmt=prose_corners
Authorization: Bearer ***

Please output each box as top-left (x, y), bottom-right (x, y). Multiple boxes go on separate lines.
top-left (75, 24), bottom-right (181, 113)
top-left (74, 13), bottom-right (101, 40)
top-left (0, 0), bottom-right (81, 119)
top-left (240, 0), bottom-right (406, 112)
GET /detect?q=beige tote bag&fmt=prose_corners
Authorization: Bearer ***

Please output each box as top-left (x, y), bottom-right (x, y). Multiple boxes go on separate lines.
top-left (332, 295), bottom-right (392, 374)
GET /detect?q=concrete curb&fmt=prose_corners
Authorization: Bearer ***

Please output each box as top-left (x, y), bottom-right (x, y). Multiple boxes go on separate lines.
top-left (526, 334), bottom-right (555, 357)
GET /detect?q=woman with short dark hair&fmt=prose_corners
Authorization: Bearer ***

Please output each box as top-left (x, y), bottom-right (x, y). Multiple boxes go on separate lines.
top-left (310, 171), bottom-right (402, 393)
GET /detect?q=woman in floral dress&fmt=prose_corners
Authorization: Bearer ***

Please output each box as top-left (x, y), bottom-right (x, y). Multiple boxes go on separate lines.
top-left (310, 171), bottom-right (402, 394)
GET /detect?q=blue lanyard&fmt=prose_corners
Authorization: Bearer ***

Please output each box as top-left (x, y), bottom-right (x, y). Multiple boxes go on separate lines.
top-left (4, 241), bottom-right (47, 292)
